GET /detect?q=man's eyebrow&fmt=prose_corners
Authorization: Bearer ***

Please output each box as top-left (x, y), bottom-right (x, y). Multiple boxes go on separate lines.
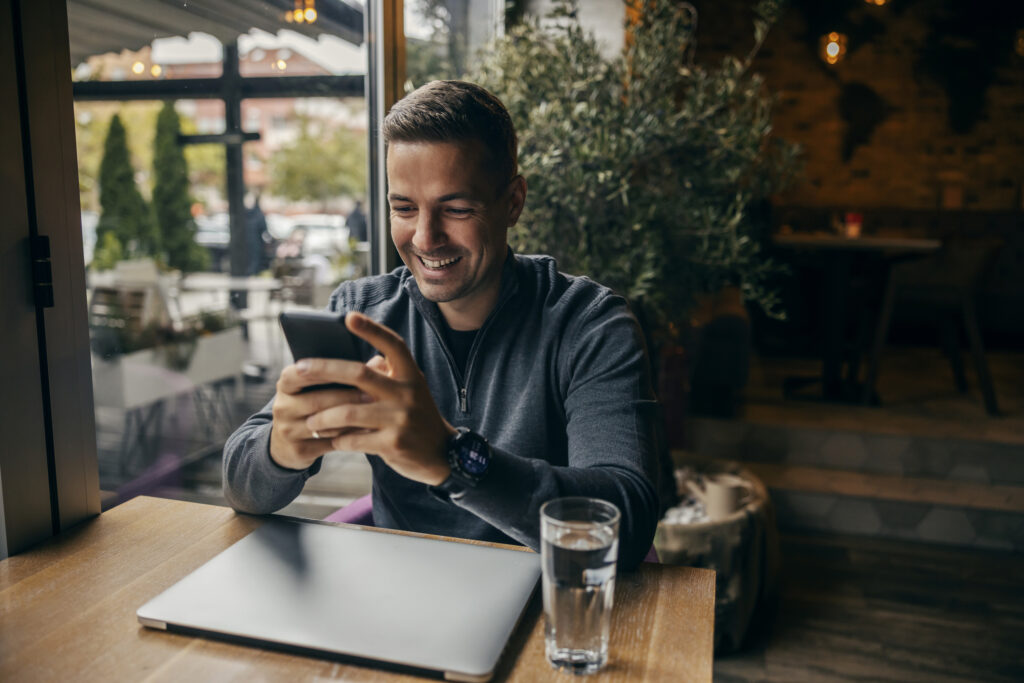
top-left (387, 191), bottom-right (484, 204)
top-left (437, 192), bottom-right (482, 202)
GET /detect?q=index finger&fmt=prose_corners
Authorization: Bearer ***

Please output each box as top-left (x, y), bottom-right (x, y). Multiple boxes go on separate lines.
top-left (345, 312), bottom-right (418, 378)
top-left (277, 358), bottom-right (375, 395)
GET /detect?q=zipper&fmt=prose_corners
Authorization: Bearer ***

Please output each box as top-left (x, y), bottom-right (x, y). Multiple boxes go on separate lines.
top-left (418, 309), bottom-right (470, 416)
top-left (421, 316), bottom-right (465, 397)
top-left (457, 292), bottom-right (514, 414)
top-left (414, 257), bottom-right (519, 415)
top-left (421, 290), bottom-right (514, 415)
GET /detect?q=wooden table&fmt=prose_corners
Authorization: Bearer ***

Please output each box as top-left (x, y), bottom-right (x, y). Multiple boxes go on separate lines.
top-left (179, 273), bottom-right (286, 294)
top-left (772, 233), bottom-right (942, 253)
top-left (0, 497), bottom-right (715, 682)
top-left (178, 273), bottom-right (285, 324)
top-left (772, 232), bottom-right (942, 403)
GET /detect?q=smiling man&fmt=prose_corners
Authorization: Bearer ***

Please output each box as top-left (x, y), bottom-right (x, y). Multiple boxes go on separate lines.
top-left (223, 81), bottom-right (662, 567)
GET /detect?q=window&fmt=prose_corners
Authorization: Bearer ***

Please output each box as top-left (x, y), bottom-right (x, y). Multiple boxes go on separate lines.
top-left (404, 0), bottom-right (504, 89)
top-left (62, 3), bottom-right (374, 519)
top-left (1, 0), bottom-right (505, 553)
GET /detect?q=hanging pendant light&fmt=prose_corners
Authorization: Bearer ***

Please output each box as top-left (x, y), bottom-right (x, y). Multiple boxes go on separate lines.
top-left (286, 0), bottom-right (317, 24)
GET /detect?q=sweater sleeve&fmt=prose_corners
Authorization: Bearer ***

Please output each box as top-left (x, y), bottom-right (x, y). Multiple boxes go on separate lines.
top-left (221, 282), bottom-right (356, 514)
top-left (449, 293), bottom-right (662, 569)
top-left (221, 397), bottom-right (323, 514)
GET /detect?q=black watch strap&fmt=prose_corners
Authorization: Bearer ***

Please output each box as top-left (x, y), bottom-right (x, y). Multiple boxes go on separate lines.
top-left (431, 427), bottom-right (491, 499)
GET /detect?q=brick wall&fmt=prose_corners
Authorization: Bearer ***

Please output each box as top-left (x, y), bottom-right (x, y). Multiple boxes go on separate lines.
top-left (695, 1), bottom-right (1024, 211)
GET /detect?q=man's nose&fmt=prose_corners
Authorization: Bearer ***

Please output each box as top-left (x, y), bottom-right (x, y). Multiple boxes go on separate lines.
top-left (412, 210), bottom-right (446, 252)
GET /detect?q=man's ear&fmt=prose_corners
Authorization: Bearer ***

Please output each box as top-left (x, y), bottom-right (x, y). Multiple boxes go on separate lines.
top-left (506, 175), bottom-right (527, 227)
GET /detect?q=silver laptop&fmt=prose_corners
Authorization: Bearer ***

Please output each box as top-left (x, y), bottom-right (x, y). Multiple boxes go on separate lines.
top-left (138, 518), bottom-right (541, 682)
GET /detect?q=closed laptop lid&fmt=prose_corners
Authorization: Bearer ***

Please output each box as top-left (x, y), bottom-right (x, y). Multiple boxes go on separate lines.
top-left (137, 518), bottom-right (541, 682)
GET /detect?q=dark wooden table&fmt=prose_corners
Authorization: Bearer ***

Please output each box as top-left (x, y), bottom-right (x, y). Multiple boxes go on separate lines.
top-left (0, 496), bottom-right (716, 682)
top-left (772, 232), bottom-right (941, 403)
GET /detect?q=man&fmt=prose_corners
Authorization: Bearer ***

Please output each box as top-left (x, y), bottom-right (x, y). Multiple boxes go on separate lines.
top-left (245, 190), bottom-right (270, 276)
top-left (346, 200), bottom-right (368, 243)
top-left (223, 81), bottom-right (662, 567)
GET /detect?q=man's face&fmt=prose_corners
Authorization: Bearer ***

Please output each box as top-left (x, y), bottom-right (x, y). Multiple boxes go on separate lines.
top-left (387, 140), bottom-right (524, 326)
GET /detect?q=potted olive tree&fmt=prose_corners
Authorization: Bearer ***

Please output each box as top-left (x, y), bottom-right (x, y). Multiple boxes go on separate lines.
top-left (475, 4), bottom-right (795, 644)
top-left (474, 0), bottom-right (799, 386)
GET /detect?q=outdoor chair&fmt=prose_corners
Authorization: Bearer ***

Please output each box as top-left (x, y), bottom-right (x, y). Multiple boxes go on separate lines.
top-left (862, 239), bottom-right (1002, 415)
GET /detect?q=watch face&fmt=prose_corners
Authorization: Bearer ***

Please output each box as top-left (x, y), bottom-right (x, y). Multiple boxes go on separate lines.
top-left (457, 433), bottom-right (490, 476)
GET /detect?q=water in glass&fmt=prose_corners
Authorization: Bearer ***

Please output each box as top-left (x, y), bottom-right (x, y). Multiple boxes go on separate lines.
top-left (542, 525), bottom-right (618, 674)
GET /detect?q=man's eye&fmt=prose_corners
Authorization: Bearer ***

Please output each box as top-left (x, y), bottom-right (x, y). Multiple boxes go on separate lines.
top-left (446, 207), bottom-right (472, 215)
top-left (392, 206), bottom-right (414, 214)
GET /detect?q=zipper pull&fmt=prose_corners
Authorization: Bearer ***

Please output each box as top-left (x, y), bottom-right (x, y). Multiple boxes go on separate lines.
top-left (459, 387), bottom-right (468, 413)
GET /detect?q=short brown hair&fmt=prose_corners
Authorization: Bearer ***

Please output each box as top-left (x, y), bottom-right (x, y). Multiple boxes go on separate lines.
top-left (382, 80), bottom-right (518, 187)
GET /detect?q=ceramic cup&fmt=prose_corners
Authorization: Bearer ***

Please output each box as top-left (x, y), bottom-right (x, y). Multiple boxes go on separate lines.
top-left (686, 474), bottom-right (753, 521)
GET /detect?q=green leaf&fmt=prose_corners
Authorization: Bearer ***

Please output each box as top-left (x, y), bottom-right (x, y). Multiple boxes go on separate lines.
top-left (472, 0), bottom-right (800, 330)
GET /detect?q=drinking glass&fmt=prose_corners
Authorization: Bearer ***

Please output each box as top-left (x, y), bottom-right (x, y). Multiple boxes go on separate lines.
top-left (540, 497), bottom-right (620, 675)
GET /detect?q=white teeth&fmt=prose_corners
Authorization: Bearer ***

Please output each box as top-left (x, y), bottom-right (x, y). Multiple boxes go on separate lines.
top-left (421, 256), bottom-right (459, 268)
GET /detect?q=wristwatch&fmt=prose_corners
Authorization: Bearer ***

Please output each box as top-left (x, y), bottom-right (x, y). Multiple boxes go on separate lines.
top-left (433, 427), bottom-right (492, 498)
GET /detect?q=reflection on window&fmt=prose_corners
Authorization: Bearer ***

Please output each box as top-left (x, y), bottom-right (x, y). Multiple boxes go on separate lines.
top-left (68, 2), bottom-right (371, 518)
top-left (72, 35), bottom-right (224, 82)
top-left (239, 27), bottom-right (367, 77)
top-left (404, 0), bottom-right (504, 90)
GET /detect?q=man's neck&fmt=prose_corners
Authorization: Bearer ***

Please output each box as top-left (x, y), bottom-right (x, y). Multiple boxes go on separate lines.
top-left (438, 287), bottom-right (499, 331)
top-left (433, 248), bottom-right (511, 331)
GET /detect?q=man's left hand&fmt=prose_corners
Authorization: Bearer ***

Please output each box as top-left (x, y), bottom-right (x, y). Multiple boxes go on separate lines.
top-left (301, 311), bottom-right (456, 485)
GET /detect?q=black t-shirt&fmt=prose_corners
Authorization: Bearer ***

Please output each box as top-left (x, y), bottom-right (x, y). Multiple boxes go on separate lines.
top-left (441, 320), bottom-right (478, 378)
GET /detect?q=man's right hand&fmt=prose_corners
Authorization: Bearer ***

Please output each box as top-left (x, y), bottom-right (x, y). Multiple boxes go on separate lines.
top-left (268, 358), bottom-right (379, 470)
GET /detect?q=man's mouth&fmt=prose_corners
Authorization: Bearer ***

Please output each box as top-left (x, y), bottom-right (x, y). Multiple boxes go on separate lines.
top-left (419, 255), bottom-right (462, 270)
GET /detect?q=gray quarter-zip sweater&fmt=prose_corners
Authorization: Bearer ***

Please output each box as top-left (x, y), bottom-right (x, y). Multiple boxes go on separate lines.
top-left (223, 252), bottom-right (661, 567)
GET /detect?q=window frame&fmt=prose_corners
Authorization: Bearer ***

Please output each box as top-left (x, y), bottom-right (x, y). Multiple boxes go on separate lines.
top-left (1, 0), bottom-right (517, 555)
top-left (0, 0), bottom-right (99, 558)
top-left (0, 0), bottom-right (409, 556)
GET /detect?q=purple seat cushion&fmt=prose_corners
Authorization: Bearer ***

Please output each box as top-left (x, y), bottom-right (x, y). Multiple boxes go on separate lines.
top-left (643, 545), bottom-right (660, 563)
top-left (323, 494), bottom-right (374, 526)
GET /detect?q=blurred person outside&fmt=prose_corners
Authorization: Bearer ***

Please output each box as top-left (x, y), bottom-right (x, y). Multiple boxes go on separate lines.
top-left (245, 191), bottom-right (273, 276)
top-left (346, 200), bottom-right (368, 243)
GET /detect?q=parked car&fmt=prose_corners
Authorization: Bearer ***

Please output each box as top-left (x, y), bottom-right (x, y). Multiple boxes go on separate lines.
top-left (194, 213), bottom-right (230, 272)
top-left (288, 214), bottom-right (350, 258)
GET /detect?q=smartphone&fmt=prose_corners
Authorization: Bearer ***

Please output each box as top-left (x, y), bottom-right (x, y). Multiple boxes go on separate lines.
top-left (279, 310), bottom-right (361, 391)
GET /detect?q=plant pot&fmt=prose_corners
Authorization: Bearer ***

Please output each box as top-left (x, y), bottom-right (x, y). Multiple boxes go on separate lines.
top-left (92, 327), bottom-right (245, 410)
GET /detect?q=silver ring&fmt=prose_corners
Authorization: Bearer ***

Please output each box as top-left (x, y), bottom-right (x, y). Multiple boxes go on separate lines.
top-left (312, 430), bottom-right (321, 440)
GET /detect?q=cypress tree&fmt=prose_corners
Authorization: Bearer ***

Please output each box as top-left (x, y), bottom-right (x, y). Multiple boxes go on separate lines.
top-left (152, 101), bottom-right (208, 272)
top-left (96, 113), bottom-right (158, 261)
